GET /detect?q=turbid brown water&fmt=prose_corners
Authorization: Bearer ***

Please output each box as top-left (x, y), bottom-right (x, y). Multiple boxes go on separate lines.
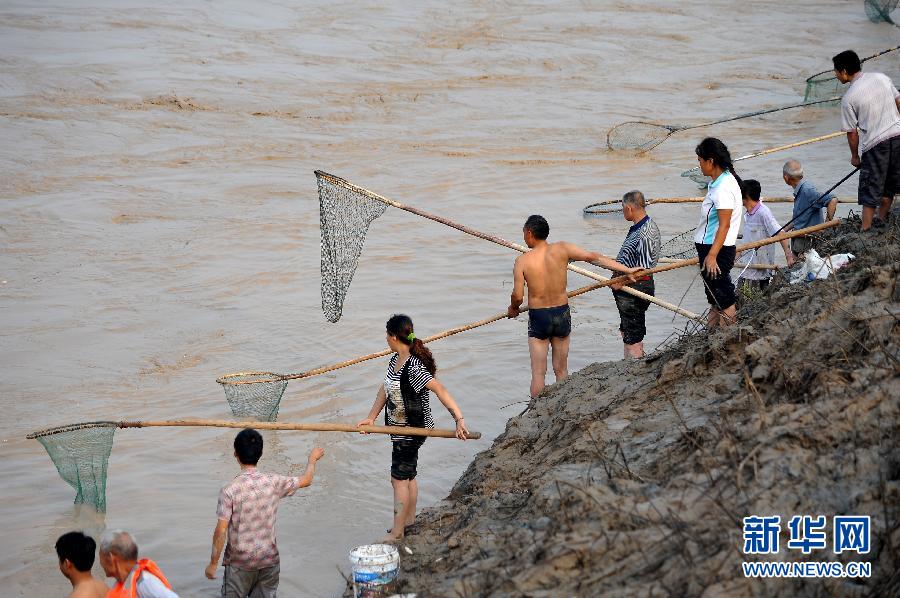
top-left (0, 1), bottom-right (895, 595)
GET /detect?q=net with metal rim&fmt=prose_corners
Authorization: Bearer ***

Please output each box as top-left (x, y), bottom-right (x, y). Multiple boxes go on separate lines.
top-left (660, 229), bottom-right (697, 260)
top-left (317, 170), bottom-right (388, 323)
top-left (606, 122), bottom-right (675, 152)
top-left (865, 0), bottom-right (898, 23)
top-left (27, 422), bottom-right (116, 512)
top-left (216, 372), bottom-right (288, 421)
top-left (803, 72), bottom-right (845, 103)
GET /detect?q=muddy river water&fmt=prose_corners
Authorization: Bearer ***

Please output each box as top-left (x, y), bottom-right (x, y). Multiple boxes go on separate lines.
top-left (1, 0), bottom-right (893, 594)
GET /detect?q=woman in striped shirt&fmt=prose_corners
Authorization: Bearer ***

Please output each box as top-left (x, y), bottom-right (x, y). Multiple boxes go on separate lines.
top-left (357, 314), bottom-right (469, 543)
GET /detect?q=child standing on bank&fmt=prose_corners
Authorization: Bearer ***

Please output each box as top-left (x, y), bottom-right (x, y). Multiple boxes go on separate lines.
top-left (357, 314), bottom-right (468, 543)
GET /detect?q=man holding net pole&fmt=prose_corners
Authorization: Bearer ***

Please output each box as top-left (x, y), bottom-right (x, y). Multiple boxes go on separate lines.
top-left (833, 49), bottom-right (900, 231)
top-left (508, 215), bottom-right (640, 397)
top-left (610, 191), bottom-right (660, 359)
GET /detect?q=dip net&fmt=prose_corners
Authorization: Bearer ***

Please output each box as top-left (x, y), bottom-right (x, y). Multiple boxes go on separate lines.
top-left (865, 0), bottom-right (898, 23)
top-left (660, 229), bottom-right (697, 260)
top-left (217, 372), bottom-right (288, 421)
top-left (318, 170), bottom-right (388, 323)
top-left (606, 122), bottom-right (677, 152)
top-left (28, 422), bottom-right (116, 513)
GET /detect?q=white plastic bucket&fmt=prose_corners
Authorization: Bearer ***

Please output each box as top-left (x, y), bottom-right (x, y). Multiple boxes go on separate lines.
top-left (349, 543), bottom-right (400, 597)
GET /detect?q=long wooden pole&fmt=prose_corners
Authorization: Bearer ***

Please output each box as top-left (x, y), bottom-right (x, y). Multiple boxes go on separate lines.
top-left (117, 419), bottom-right (479, 439)
top-left (659, 258), bottom-right (779, 270)
top-left (222, 220), bottom-right (839, 387)
top-left (680, 131), bottom-right (844, 179)
top-left (586, 195), bottom-right (851, 211)
top-left (316, 171), bottom-right (700, 320)
top-left (633, 219), bottom-right (841, 277)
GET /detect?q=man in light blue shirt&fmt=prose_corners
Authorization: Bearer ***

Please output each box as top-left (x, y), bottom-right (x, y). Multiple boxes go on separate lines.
top-left (782, 159), bottom-right (838, 255)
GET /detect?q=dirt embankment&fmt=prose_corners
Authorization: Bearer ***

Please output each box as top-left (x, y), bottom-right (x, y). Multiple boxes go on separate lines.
top-left (394, 217), bottom-right (900, 596)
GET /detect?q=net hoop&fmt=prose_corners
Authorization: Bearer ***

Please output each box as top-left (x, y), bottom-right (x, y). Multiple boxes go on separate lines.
top-left (216, 371), bottom-right (285, 386)
top-left (26, 421), bottom-right (117, 439)
top-left (606, 121), bottom-right (675, 152)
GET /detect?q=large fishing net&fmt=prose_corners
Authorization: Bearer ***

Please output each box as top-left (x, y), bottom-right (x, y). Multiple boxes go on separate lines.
top-left (28, 422), bottom-right (116, 512)
top-left (317, 170), bottom-right (388, 323)
top-left (660, 229), bottom-right (697, 260)
top-left (865, 0), bottom-right (898, 23)
top-left (217, 372), bottom-right (288, 422)
top-left (606, 122), bottom-right (677, 152)
top-left (803, 72), bottom-right (845, 103)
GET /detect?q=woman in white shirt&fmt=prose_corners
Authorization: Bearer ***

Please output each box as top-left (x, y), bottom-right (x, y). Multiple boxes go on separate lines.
top-left (693, 137), bottom-right (743, 327)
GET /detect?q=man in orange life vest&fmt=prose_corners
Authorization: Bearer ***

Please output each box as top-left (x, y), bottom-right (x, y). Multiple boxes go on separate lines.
top-left (99, 530), bottom-right (178, 598)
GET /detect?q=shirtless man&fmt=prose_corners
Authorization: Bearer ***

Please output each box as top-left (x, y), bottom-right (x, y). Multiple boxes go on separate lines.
top-left (507, 215), bottom-right (640, 398)
top-left (55, 531), bottom-right (108, 598)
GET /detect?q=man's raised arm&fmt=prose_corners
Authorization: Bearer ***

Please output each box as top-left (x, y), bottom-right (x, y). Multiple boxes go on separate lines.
top-left (561, 242), bottom-right (640, 277)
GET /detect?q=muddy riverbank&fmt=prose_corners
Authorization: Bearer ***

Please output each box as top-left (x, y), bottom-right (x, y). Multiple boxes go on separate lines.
top-left (390, 217), bottom-right (899, 596)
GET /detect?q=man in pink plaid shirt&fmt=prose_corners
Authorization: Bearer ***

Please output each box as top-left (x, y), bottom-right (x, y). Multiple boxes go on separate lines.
top-left (206, 428), bottom-right (325, 597)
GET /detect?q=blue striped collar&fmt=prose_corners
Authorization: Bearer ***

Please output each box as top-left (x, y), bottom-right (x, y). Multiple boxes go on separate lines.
top-left (628, 215), bottom-right (650, 234)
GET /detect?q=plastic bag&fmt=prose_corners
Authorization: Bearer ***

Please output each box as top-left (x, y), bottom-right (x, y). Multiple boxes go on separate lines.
top-left (789, 249), bottom-right (855, 284)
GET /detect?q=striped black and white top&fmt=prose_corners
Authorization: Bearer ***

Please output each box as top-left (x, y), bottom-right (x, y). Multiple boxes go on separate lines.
top-left (384, 354), bottom-right (435, 441)
top-left (616, 215), bottom-right (661, 269)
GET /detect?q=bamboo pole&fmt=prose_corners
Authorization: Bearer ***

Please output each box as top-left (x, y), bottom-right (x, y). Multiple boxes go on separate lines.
top-left (634, 219), bottom-right (841, 277)
top-left (27, 420), bottom-right (480, 440)
top-left (659, 258), bottom-right (779, 270)
top-left (585, 195), bottom-right (851, 212)
top-left (316, 171), bottom-right (699, 320)
top-left (116, 419), bottom-right (479, 439)
top-left (679, 131), bottom-right (844, 180)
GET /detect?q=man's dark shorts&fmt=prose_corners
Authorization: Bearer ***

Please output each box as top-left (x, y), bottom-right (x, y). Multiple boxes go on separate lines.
top-left (222, 564), bottom-right (279, 598)
top-left (696, 243), bottom-right (737, 311)
top-left (391, 439), bottom-right (425, 480)
top-left (527, 304), bottom-right (571, 340)
top-left (859, 135), bottom-right (900, 208)
top-left (612, 277), bottom-right (654, 345)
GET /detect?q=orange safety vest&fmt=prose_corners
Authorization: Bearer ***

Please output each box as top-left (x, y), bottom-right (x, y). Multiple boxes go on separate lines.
top-left (107, 558), bottom-right (173, 598)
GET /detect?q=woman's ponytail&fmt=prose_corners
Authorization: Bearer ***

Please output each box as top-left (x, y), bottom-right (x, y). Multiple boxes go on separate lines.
top-left (409, 338), bottom-right (437, 376)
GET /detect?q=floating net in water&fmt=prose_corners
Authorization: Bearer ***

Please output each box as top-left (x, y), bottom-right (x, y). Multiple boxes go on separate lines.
top-left (660, 229), bottom-right (697, 260)
top-left (606, 122), bottom-right (677, 152)
top-left (28, 422), bottom-right (116, 512)
top-left (217, 372), bottom-right (288, 422)
top-left (865, 0), bottom-right (898, 23)
top-left (317, 170), bottom-right (388, 323)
